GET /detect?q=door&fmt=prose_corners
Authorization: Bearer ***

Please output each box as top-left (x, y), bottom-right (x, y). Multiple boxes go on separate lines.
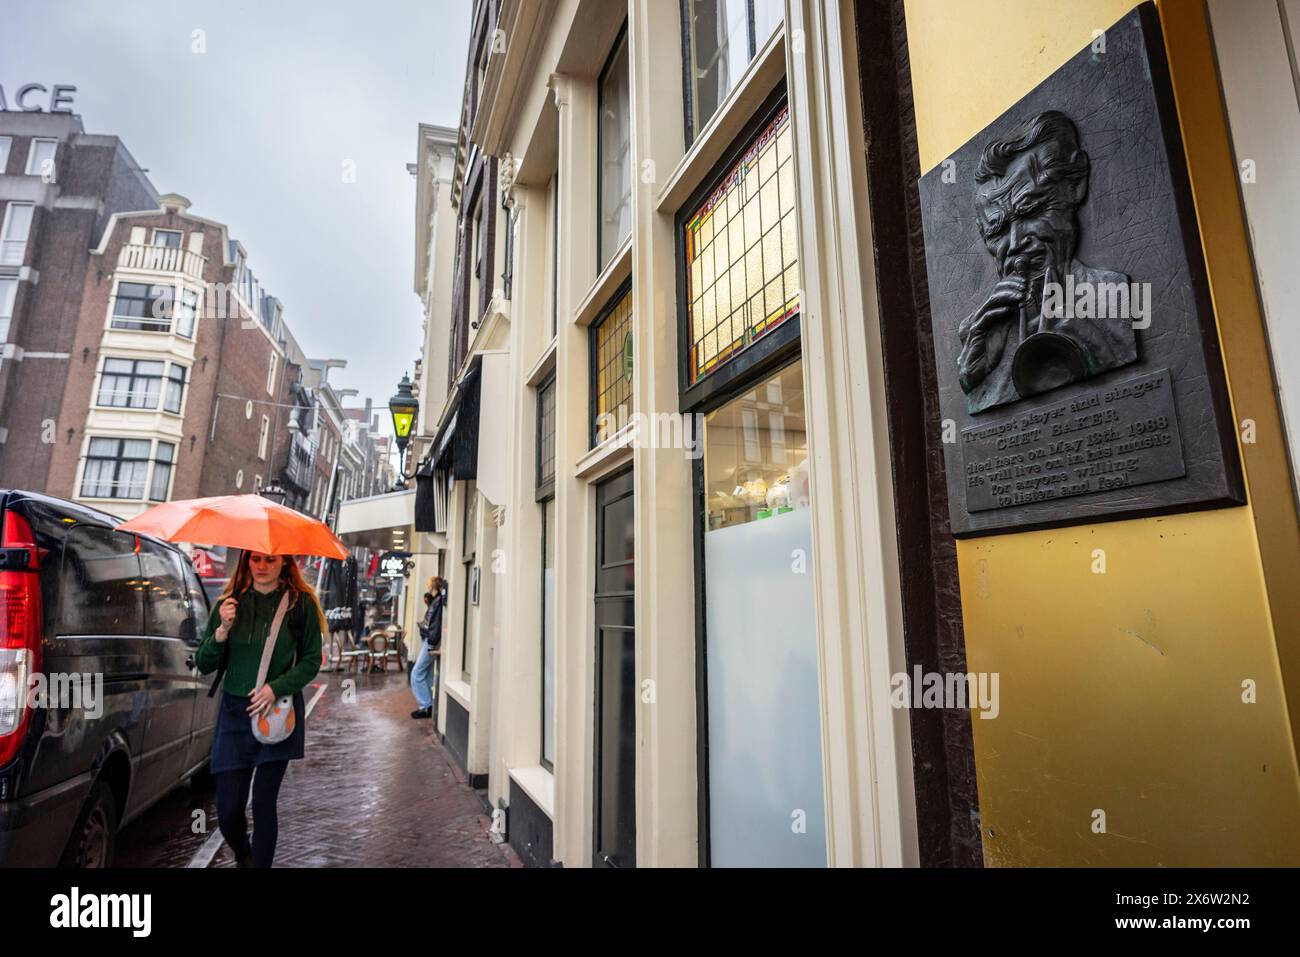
top-left (593, 468), bottom-right (635, 868)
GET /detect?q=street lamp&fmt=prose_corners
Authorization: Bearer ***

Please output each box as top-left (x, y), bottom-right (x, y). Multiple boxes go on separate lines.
top-left (260, 481), bottom-right (287, 507)
top-left (387, 373), bottom-right (419, 488)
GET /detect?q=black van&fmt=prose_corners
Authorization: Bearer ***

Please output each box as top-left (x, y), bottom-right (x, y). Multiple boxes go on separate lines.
top-left (0, 489), bottom-right (220, 867)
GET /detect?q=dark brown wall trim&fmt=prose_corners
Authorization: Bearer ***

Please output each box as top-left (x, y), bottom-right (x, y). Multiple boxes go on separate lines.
top-left (852, 0), bottom-right (983, 867)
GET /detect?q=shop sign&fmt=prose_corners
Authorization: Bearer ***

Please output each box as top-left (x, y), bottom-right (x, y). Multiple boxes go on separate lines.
top-left (379, 551), bottom-right (412, 578)
top-left (0, 83), bottom-right (77, 113)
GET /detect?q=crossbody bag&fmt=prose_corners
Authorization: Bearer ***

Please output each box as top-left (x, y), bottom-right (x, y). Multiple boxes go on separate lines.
top-left (251, 593), bottom-right (297, 744)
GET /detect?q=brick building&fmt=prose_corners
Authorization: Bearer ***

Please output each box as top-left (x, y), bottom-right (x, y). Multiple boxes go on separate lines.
top-left (0, 110), bottom-right (158, 484)
top-left (41, 193), bottom-right (296, 518)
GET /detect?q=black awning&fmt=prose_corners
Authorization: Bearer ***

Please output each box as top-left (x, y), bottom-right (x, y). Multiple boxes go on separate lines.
top-left (414, 457), bottom-right (439, 533)
top-left (427, 360), bottom-right (481, 481)
top-left (451, 366), bottom-right (480, 480)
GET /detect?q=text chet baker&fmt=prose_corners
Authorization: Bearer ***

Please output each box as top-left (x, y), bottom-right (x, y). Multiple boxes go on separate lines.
top-left (963, 375), bottom-right (1168, 457)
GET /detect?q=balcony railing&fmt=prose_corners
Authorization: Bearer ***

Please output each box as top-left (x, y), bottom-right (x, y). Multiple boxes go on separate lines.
top-left (117, 243), bottom-right (207, 281)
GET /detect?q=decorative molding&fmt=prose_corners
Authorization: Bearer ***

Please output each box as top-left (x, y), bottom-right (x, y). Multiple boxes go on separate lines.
top-left (498, 152), bottom-right (519, 210)
top-left (547, 72), bottom-right (570, 112)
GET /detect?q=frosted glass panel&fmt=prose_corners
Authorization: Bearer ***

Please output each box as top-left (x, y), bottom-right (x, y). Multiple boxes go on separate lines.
top-left (542, 566), bottom-right (556, 764)
top-left (704, 506), bottom-right (826, 866)
top-left (543, 499), bottom-right (557, 766)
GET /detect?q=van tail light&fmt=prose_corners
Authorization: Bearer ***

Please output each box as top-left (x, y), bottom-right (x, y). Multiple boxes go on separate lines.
top-left (0, 509), bottom-right (42, 768)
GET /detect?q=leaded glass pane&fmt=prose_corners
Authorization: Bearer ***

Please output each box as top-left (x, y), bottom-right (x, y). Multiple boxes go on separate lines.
top-left (592, 289), bottom-right (633, 445)
top-left (684, 105), bottom-right (798, 384)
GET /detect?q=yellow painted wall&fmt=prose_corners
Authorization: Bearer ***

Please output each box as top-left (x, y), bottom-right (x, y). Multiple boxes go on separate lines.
top-left (905, 0), bottom-right (1300, 865)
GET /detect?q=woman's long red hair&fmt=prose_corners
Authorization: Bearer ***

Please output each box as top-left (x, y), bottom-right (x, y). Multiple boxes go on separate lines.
top-left (217, 551), bottom-right (329, 633)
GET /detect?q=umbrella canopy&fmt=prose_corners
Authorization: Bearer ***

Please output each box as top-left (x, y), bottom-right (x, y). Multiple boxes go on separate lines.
top-left (118, 494), bottom-right (349, 559)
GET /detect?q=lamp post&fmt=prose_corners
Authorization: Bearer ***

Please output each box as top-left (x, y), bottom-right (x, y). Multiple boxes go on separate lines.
top-left (387, 373), bottom-right (419, 490)
top-left (259, 481), bottom-right (287, 507)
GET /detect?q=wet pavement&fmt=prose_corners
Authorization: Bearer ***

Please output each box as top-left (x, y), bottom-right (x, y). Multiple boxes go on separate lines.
top-left (115, 670), bottom-right (520, 868)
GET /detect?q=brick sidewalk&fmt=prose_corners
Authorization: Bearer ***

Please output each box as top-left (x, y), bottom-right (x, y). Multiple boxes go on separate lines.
top-left (117, 669), bottom-right (519, 868)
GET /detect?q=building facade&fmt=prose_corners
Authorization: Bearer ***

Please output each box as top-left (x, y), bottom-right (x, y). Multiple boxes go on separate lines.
top-left (1, 107), bottom-right (393, 573)
top-left (0, 110), bottom-right (158, 482)
top-left (416, 0), bottom-right (1300, 869)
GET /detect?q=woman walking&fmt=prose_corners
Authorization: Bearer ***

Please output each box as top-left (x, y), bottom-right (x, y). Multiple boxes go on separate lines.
top-left (195, 550), bottom-right (325, 867)
top-left (410, 576), bottom-right (445, 719)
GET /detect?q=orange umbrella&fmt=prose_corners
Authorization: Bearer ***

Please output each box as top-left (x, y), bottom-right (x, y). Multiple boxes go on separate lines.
top-left (118, 494), bottom-right (349, 559)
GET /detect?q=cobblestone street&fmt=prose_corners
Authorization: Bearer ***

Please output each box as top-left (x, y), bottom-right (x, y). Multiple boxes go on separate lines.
top-left (116, 670), bottom-right (519, 868)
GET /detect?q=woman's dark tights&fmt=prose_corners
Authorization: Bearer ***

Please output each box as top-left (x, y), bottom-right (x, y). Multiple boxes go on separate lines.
top-left (215, 761), bottom-right (288, 867)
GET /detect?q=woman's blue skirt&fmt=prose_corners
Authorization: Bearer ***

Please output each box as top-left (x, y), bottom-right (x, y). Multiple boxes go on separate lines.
top-left (210, 690), bottom-right (305, 774)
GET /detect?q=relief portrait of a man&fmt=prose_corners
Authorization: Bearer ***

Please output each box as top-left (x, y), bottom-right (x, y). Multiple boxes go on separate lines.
top-left (956, 110), bottom-right (1138, 414)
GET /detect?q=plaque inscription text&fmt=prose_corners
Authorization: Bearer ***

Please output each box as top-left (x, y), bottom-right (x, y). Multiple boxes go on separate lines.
top-left (962, 368), bottom-right (1186, 513)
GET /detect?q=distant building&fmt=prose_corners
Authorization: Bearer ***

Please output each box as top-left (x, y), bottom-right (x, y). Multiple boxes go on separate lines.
top-left (0, 109), bottom-right (389, 530)
top-left (38, 191), bottom-right (295, 518)
top-left (0, 110), bottom-right (158, 485)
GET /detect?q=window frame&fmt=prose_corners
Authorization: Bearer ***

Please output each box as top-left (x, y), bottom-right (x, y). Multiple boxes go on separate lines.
top-left (680, 0), bottom-right (783, 147)
top-left (675, 85), bottom-right (799, 415)
top-left (535, 373), bottom-right (557, 501)
top-left (0, 276), bottom-right (18, 341)
top-left (95, 356), bottom-right (167, 410)
top-left (539, 494), bottom-right (556, 772)
top-left (150, 442), bottom-right (176, 502)
top-left (79, 436), bottom-right (156, 501)
top-left (588, 279), bottom-right (634, 447)
top-left (151, 228), bottom-right (183, 248)
top-left (110, 280), bottom-right (172, 334)
top-left (258, 414), bottom-right (271, 461)
top-left (0, 202), bottom-right (35, 267)
top-left (25, 138), bottom-right (57, 177)
top-left (596, 21), bottom-right (632, 274)
top-left (0, 137), bottom-right (11, 173)
top-left (163, 363), bottom-right (187, 414)
top-left (676, 85), bottom-right (805, 869)
top-left (690, 351), bottom-right (806, 868)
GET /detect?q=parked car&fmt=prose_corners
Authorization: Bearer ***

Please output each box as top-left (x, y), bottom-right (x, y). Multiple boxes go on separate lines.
top-left (0, 490), bottom-right (219, 867)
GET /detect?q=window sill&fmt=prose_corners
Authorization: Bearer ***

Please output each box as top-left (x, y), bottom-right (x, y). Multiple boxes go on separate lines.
top-left (657, 28), bottom-right (786, 216)
top-left (574, 423), bottom-right (634, 482)
top-left (525, 336), bottom-right (557, 388)
top-left (445, 678), bottom-right (472, 710)
top-left (574, 236), bottom-right (632, 328)
top-left (92, 404), bottom-right (184, 417)
top-left (508, 765), bottom-right (555, 820)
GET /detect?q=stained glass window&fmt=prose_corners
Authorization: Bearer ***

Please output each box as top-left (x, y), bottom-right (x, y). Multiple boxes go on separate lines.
top-left (537, 375), bottom-right (556, 498)
top-left (592, 287), bottom-right (633, 445)
top-left (684, 104), bottom-right (798, 385)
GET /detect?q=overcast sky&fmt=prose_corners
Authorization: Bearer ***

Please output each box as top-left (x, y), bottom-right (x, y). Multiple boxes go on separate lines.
top-left (3, 0), bottom-right (471, 436)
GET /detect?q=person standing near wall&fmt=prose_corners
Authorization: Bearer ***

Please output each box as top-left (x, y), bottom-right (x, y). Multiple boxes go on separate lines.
top-left (410, 576), bottom-right (445, 719)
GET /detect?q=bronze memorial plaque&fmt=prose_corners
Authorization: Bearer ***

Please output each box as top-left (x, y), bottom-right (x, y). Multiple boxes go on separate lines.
top-left (919, 2), bottom-right (1244, 536)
